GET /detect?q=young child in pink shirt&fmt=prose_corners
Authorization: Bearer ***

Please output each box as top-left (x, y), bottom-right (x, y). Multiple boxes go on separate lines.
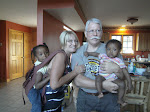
top-left (84, 39), bottom-right (133, 106)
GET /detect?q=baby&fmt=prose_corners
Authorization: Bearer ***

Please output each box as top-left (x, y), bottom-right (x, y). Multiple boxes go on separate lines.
top-left (84, 39), bottom-right (133, 106)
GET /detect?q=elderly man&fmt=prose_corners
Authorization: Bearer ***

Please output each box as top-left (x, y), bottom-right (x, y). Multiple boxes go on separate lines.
top-left (71, 18), bottom-right (123, 112)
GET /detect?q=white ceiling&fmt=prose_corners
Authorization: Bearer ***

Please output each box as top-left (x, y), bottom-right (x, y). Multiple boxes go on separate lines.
top-left (1, 0), bottom-right (150, 31)
top-left (46, 8), bottom-right (85, 31)
top-left (0, 0), bottom-right (37, 27)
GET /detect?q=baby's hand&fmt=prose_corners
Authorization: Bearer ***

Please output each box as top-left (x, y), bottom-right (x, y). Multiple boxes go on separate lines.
top-left (84, 52), bottom-right (89, 57)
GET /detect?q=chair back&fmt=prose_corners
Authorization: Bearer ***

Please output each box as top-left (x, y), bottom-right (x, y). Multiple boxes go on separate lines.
top-left (125, 76), bottom-right (150, 112)
top-left (130, 76), bottom-right (150, 101)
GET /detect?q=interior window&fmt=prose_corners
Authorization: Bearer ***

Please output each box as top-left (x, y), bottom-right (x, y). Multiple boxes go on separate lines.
top-left (112, 35), bottom-right (121, 41)
top-left (111, 35), bottom-right (134, 54)
top-left (122, 36), bottom-right (133, 53)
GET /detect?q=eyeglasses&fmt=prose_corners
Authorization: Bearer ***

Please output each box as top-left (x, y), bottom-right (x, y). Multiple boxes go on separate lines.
top-left (87, 29), bottom-right (102, 34)
top-left (67, 40), bottom-right (78, 44)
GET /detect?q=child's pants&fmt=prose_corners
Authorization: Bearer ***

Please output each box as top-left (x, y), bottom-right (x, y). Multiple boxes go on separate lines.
top-left (28, 88), bottom-right (42, 112)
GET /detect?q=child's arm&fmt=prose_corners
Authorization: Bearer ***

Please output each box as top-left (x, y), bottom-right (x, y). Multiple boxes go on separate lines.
top-left (84, 51), bottom-right (99, 57)
top-left (35, 72), bottom-right (50, 89)
top-left (114, 68), bottom-right (124, 80)
top-left (122, 68), bottom-right (133, 92)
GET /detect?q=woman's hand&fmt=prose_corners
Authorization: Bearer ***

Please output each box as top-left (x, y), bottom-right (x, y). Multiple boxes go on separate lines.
top-left (102, 78), bottom-right (118, 93)
top-left (100, 60), bottom-right (120, 74)
top-left (73, 64), bottom-right (86, 75)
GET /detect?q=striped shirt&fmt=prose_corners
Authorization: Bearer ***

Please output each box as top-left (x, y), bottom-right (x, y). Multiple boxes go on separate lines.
top-left (98, 54), bottom-right (126, 79)
top-left (43, 65), bottom-right (72, 112)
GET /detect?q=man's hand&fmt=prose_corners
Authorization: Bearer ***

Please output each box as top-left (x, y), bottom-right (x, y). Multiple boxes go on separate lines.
top-left (102, 78), bottom-right (118, 93)
top-left (100, 60), bottom-right (120, 74)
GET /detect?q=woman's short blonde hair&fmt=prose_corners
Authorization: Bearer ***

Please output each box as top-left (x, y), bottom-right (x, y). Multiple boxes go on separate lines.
top-left (59, 31), bottom-right (80, 49)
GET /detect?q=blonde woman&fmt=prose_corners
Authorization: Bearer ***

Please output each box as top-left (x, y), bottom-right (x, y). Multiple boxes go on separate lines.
top-left (41, 31), bottom-right (85, 112)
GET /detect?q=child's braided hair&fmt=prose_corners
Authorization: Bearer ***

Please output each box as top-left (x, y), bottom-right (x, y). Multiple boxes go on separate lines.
top-left (31, 43), bottom-right (49, 64)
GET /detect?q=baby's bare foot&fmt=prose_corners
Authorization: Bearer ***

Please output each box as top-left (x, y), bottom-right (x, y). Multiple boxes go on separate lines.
top-left (98, 93), bottom-right (104, 98)
top-left (117, 100), bottom-right (127, 107)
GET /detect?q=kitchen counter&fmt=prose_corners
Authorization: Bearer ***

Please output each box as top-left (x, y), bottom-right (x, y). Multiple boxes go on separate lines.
top-left (123, 60), bottom-right (150, 66)
top-left (134, 61), bottom-right (150, 66)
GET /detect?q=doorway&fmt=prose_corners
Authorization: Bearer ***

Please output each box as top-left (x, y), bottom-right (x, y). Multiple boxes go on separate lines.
top-left (9, 29), bottom-right (24, 80)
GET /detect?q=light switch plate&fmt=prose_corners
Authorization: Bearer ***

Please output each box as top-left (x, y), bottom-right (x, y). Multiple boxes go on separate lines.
top-left (0, 43), bottom-right (2, 46)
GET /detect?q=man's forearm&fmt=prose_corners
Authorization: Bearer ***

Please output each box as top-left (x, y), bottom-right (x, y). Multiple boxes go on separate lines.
top-left (73, 74), bottom-right (96, 89)
top-left (74, 74), bottom-right (119, 93)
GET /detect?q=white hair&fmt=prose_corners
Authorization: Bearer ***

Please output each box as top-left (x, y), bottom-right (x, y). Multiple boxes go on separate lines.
top-left (85, 18), bottom-right (102, 31)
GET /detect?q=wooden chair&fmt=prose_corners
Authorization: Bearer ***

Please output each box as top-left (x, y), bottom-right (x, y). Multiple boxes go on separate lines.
top-left (125, 76), bottom-right (150, 112)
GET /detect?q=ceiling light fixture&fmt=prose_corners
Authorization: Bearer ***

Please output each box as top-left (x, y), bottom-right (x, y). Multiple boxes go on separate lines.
top-left (127, 18), bottom-right (138, 25)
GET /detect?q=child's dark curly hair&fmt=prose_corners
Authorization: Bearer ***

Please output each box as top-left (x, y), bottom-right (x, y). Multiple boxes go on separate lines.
top-left (31, 43), bottom-right (49, 64)
top-left (106, 39), bottom-right (122, 50)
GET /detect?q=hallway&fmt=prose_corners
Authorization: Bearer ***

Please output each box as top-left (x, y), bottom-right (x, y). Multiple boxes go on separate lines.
top-left (0, 77), bottom-right (76, 112)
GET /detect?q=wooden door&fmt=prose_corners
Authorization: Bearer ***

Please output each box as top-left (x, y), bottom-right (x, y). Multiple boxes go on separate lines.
top-left (24, 32), bottom-right (33, 75)
top-left (9, 29), bottom-right (23, 80)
